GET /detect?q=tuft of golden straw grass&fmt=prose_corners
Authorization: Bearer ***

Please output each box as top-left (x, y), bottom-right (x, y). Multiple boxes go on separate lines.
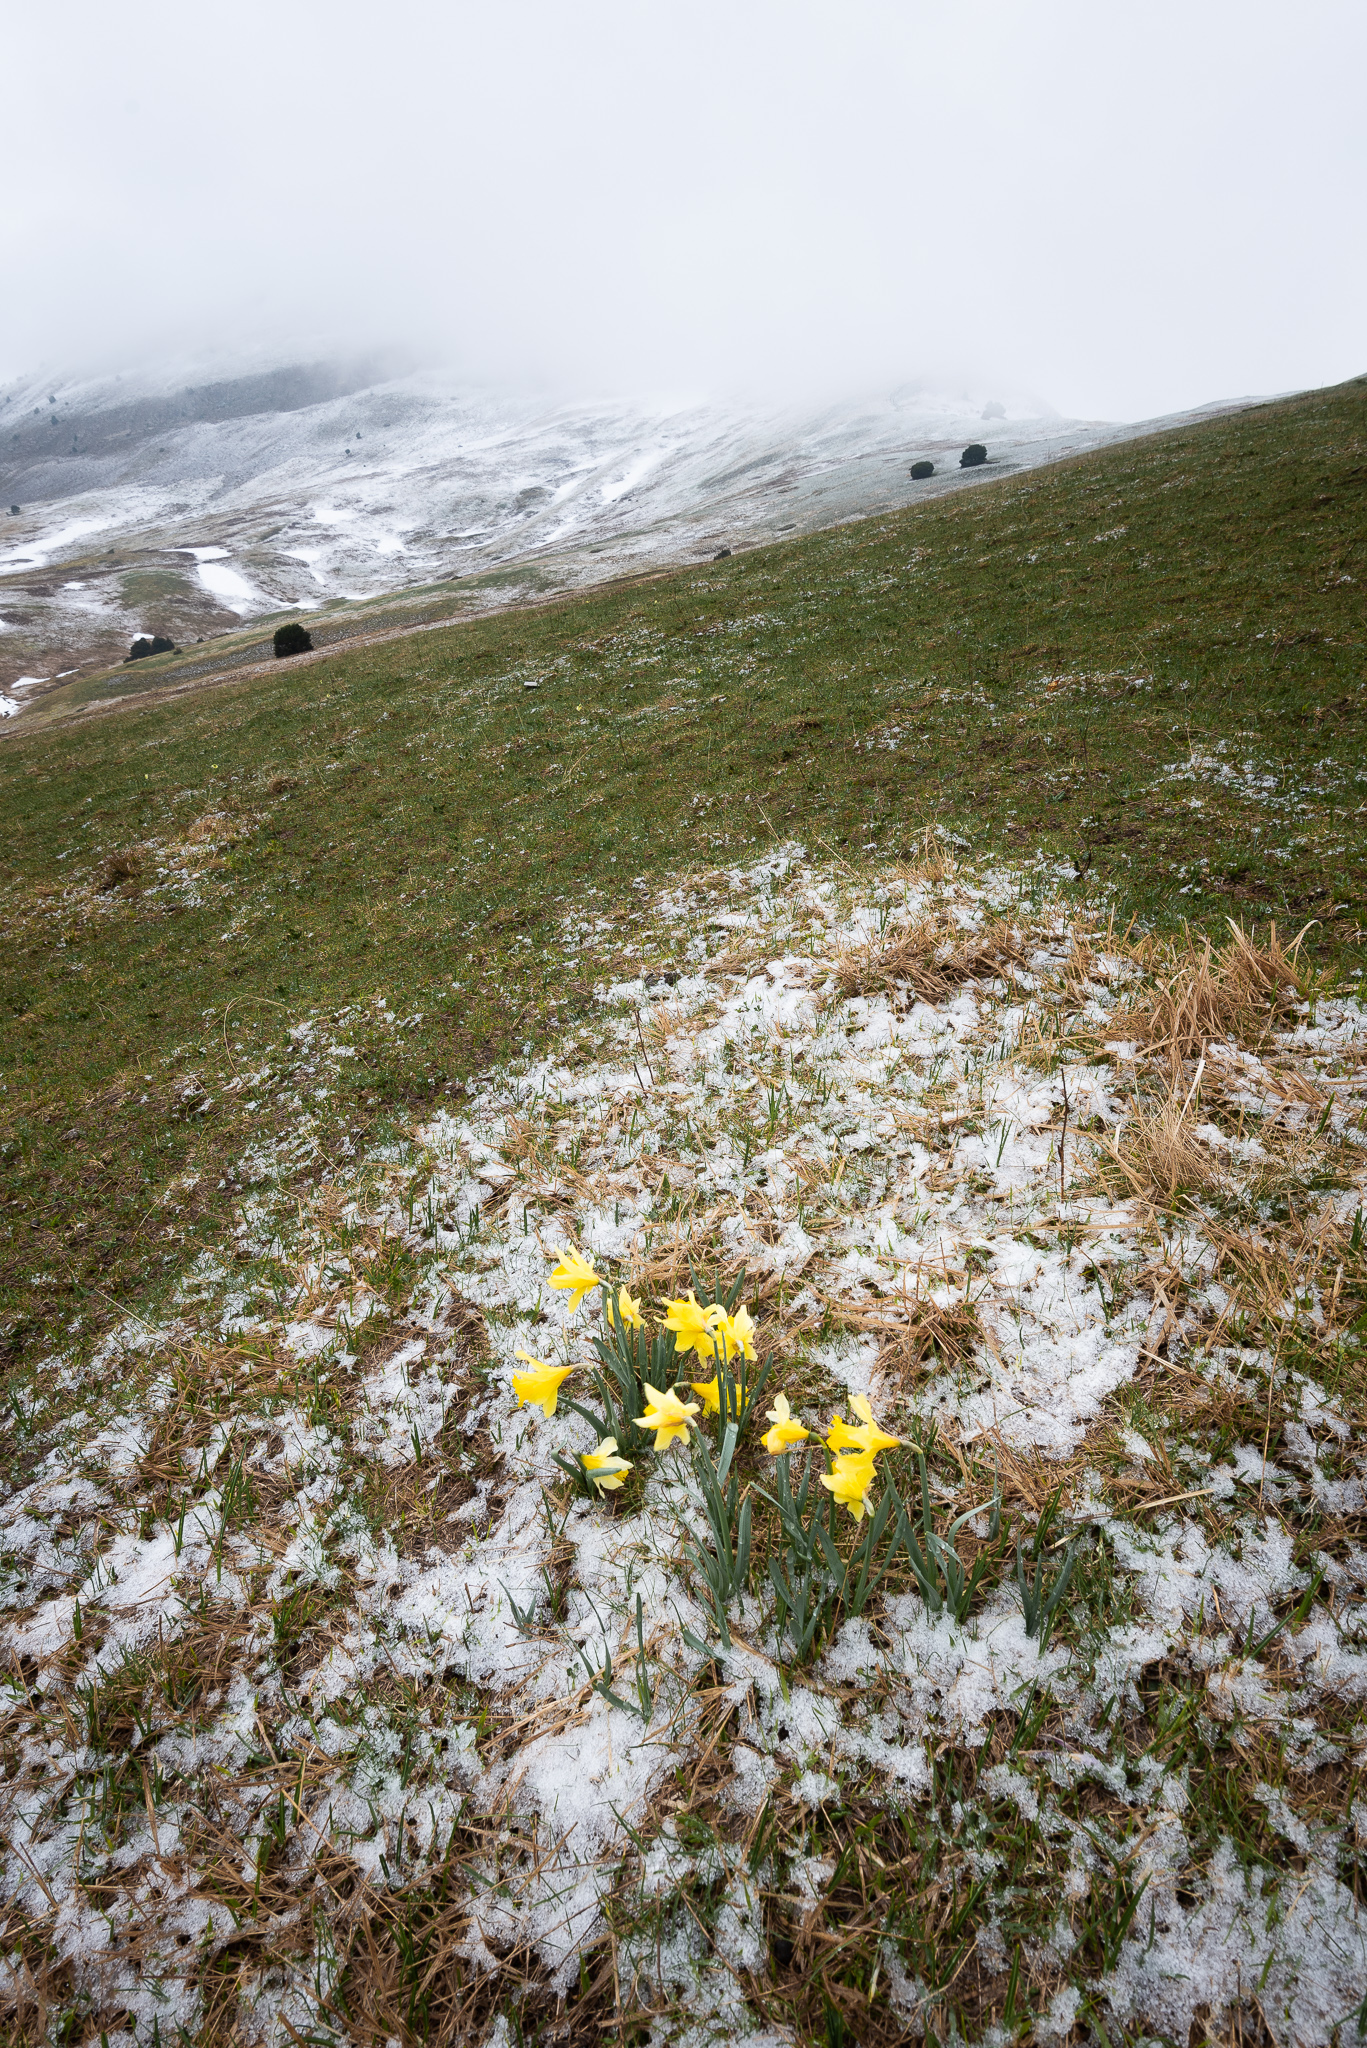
top-left (94, 845), bottom-right (143, 892)
top-left (1105, 919), bottom-right (1314, 1075)
top-left (1094, 1065), bottom-right (1219, 1207)
top-left (834, 912), bottom-right (1024, 1006)
top-left (823, 1284), bottom-right (980, 1383)
top-left (893, 824), bottom-right (959, 889)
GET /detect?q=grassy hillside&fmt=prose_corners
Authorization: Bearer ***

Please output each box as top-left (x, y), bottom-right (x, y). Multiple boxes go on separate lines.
top-left (1, 374), bottom-right (1364, 1368)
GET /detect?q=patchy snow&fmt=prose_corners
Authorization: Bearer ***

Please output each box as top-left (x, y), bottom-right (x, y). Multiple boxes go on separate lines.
top-left (2, 847), bottom-right (1365, 2041)
top-left (0, 357), bottom-right (1262, 695)
top-left (192, 557), bottom-right (267, 611)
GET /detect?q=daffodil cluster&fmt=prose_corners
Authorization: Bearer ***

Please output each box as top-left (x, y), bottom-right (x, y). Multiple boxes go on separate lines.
top-left (511, 1243), bottom-right (768, 1494)
top-left (761, 1390), bottom-right (900, 1520)
top-left (662, 1289), bottom-right (757, 1418)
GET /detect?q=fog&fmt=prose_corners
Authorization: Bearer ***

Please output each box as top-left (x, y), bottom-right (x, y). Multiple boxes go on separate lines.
top-left (3, 0), bottom-right (1363, 420)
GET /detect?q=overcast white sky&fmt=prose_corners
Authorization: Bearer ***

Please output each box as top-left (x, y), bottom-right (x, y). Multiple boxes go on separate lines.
top-left (3, 0), bottom-right (1363, 420)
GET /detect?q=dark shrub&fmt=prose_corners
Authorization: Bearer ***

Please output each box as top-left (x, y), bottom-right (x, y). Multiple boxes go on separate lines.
top-left (910, 460), bottom-right (934, 480)
top-left (960, 444), bottom-right (988, 468)
top-left (273, 622), bottom-right (313, 658)
top-left (126, 635), bottom-right (176, 662)
top-left (713, 546), bottom-right (732, 560)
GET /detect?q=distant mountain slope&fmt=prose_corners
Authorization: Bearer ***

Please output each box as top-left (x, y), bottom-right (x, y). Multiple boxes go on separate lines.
top-left (0, 360), bottom-right (1249, 704)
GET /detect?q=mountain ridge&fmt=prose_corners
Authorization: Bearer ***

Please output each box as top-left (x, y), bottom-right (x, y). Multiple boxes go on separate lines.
top-left (1, 360), bottom-right (1260, 711)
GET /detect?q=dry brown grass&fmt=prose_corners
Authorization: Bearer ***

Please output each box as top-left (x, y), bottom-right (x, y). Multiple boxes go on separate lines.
top-left (185, 810), bottom-right (234, 845)
top-left (890, 822), bottom-right (959, 889)
top-left (1012, 1002), bottom-right (1076, 1072)
top-left (0, 1923), bottom-right (74, 2048)
top-left (94, 846), bottom-right (142, 893)
top-left (704, 934), bottom-right (775, 977)
top-left (827, 1288), bottom-right (981, 1384)
top-left (1059, 928), bottom-right (1100, 1008)
top-left (1204, 1206), bottom-right (1365, 1377)
top-left (643, 1000), bottom-right (689, 1043)
top-left (1106, 919), bottom-right (1314, 1074)
top-left (835, 910), bottom-right (1025, 1006)
top-left (941, 1426), bottom-right (1083, 1518)
top-left (629, 1194), bottom-right (767, 1302)
top-left (1093, 1071), bottom-right (1220, 1208)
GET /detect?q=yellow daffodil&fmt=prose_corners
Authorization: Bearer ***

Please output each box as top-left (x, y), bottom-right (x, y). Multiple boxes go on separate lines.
top-left (548, 1245), bottom-right (601, 1314)
top-left (662, 1291), bottom-right (717, 1359)
top-left (614, 1285), bottom-right (643, 1331)
top-left (820, 1450), bottom-right (878, 1520)
top-left (637, 1381), bottom-right (701, 1451)
top-left (703, 1308), bottom-right (738, 1363)
top-left (762, 1393), bottom-right (810, 1455)
top-left (826, 1394), bottom-right (901, 1458)
top-left (726, 1303), bottom-right (757, 1362)
top-left (694, 1371), bottom-right (759, 1424)
top-left (582, 1437), bottom-right (633, 1491)
top-left (512, 1351), bottom-right (573, 1418)
top-left (849, 1394), bottom-right (901, 1453)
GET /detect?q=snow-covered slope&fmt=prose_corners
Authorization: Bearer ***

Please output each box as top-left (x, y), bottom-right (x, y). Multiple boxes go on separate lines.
top-left (0, 359), bottom-right (1245, 698)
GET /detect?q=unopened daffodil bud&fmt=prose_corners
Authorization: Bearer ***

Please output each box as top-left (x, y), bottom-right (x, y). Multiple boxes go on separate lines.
top-left (582, 1437), bottom-right (633, 1491)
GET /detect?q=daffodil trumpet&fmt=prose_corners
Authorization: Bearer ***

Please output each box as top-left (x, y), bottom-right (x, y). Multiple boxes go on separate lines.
top-left (636, 1381), bottom-right (701, 1451)
top-left (761, 1392), bottom-right (809, 1455)
top-left (610, 1284), bottom-right (643, 1332)
top-left (660, 1291), bottom-right (716, 1359)
top-left (547, 1244), bottom-right (602, 1315)
top-left (511, 1351), bottom-right (573, 1418)
top-left (825, 1394), bottom-right (901, 1460)
top-left (819, 1450), bottom-right (878, 1520)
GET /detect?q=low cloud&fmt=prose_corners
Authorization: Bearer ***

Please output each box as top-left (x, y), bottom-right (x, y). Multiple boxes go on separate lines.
top-left (3, 0), bottom-right (1364, 419)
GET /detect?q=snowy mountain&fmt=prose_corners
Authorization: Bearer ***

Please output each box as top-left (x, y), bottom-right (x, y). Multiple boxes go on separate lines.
top-left (0, 358), bottom-right (1237, 707)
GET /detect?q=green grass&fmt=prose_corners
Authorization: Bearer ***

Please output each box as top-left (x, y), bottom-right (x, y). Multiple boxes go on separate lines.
top-left (119, 567), bottom-right (195, 608)
top-left (1, 374), bottom-right (1363, 1371)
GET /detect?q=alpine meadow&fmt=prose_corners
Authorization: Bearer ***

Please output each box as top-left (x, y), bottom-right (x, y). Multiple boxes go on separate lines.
top-left (0, 373), bottom-right (1365, 2048)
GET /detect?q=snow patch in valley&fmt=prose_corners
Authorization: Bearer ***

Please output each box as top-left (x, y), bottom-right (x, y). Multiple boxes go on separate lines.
top-left (192, 558), bottom-right (266, 611)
